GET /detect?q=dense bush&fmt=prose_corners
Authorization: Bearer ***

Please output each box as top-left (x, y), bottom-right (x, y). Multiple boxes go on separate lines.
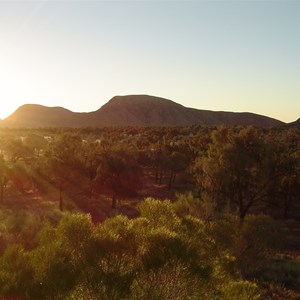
top-left (0, 198), bottom-right (278, 299)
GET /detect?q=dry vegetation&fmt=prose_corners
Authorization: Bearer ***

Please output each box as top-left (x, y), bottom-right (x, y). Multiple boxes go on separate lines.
top-left (0, 125), bottom-right (299, 299)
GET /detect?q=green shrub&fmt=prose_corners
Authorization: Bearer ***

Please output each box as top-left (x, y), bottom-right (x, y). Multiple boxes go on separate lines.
top-left (220, 281), bottom-right (261, 300)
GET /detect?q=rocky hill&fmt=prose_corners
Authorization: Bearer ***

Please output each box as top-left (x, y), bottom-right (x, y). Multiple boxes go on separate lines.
top-left (285, 118), bottom-right (300, 129)
top-left (1, 104), bottom-right (89, 128)
top-left (0, 95), bottom-right (284, 128)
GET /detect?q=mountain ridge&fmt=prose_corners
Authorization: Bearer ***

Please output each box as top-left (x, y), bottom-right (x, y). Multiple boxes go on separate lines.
top-left (285, 117), bottom-right (300, 129)
top-left (0, 95), bottom-right (285, 128)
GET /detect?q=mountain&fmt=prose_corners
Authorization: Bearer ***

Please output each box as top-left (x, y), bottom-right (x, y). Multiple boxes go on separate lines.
top-left (285, 118), bottom-right (300, 129)
top-left (1, 104), bottom-right (89, 128)
top-left (92, 95), bottom-right (283, 127)
top-left (0, 95), bottom-right (284, 128)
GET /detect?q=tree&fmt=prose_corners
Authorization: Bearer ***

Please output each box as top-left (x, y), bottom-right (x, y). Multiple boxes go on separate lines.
top-left (164, 151), bottom-right (189, 190)
top-left (29, 216), bottom-right (87, 299)
top-left (0, 155), bottom-right (9, 203)
top-left (45, 134), bottom-right (82, 211)
top-left (2, 137), bottom-right (34, 164)
top-left (23, 134), bottom-right (47, 158)
top-left (95, 150), bottom-right (142, 209)
top-left (195, 126), bottom-right (277, 219)
top-left (81, 139), bottom-right (103, 209)
top-left (268, 128), bottom-right (300, 218)
top-left (0, 244), bottom-right (34, 297)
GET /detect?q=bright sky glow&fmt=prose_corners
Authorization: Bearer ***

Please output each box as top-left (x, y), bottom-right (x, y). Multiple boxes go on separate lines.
top-left (0, 1), bottom-right (299, 122)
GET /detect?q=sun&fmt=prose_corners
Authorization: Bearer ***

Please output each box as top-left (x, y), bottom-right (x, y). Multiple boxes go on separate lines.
top-left (0, 56), bottom-right (29, 120)
top-left (0, 102), bottom-right (19, 120)
top-left (0, 88), bottom-right (24, 119)
top-left (0, 81), bottom-right (24, 119)
top-left (0, 83), bottom-right (24, 120)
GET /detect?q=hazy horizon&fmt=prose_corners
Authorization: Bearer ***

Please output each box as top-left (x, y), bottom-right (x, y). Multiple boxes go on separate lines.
top-left (0, 1), bottom-right (299, 123)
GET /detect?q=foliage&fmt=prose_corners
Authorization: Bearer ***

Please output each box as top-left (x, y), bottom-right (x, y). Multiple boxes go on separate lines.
top-left (194, 126), bottom-right (291, 219)
top-left (0, 125), bottom-right (299, 299)
top-left (95, 149), bottom-right (142, 208)
top-left (220, 281), bottom-right (261, 300)
top-left (0, 199), bottom-right (277, 299)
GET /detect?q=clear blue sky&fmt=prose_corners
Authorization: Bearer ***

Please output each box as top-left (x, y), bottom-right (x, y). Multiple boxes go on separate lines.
top-left (0, 0), bottom-right (299, 122)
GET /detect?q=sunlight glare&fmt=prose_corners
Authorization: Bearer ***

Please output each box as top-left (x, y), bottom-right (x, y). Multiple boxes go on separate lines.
top-left (0, 53), bottom-right (33, 120)
top-left (0, 72), bottom-right (23, 120)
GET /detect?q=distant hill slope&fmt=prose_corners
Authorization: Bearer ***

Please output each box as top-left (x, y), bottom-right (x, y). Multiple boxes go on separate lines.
top-left (285, 118), bottom-right (300, 129)
top-left (92, 95), bottom-right (283, 127)
top-left (1, 104), bottom-right (90, 128)
top-left (1, 95), bottom-right (284, 128)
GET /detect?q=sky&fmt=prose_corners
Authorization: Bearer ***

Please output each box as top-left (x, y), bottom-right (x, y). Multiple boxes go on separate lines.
top-left (0, 0), bottom-right (299, 123)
